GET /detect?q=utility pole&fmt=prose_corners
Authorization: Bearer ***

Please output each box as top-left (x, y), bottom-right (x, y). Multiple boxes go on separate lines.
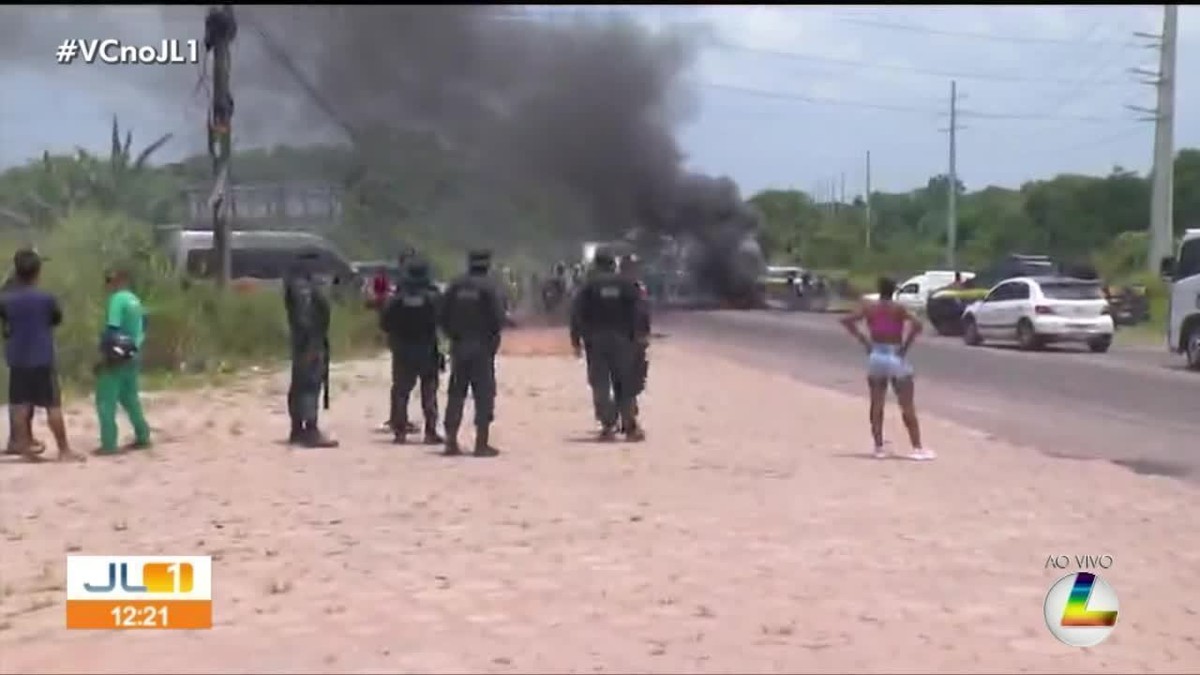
top-left (205, 5), bottom-right (236, 289)
top-left (946, 80), bottom-right (959, 271)
top-left (839, 172), bottom-right (846, 206)
top-left (865, 151), bottom-right (873, 251)
top-left (1131, 5), bottom-right (1178, 273)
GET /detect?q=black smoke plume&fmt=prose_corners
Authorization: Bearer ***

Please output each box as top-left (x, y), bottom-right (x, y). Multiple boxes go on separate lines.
top-left (0, 6), bottom-right (764, 299)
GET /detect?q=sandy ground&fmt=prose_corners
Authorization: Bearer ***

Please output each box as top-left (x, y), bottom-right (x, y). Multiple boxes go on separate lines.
top-left (1, 327), bottom-right (1198, 674)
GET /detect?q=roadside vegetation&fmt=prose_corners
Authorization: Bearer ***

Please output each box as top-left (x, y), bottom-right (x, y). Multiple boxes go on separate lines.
top-left (750, 159), bottom-right (1200, 332)
top-left (0, 120), bottom-right (380, 402)
top-left (0, 115), bottom-right (1193, 400)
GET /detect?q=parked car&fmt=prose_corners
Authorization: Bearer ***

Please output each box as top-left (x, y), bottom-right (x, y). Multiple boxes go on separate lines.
top-left (961, 276), bottom-right (1114, 352)
top-left (926, 255), bottom-right (1058, 336)
top-left (1160, 228), bottom-right (1200, 369)
top-left (1103, 284), bottom-right (1151, 326)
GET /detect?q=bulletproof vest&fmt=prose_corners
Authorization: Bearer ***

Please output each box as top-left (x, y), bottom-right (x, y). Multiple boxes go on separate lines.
top-left (579, 272), bottom-right (635, 335)
top-left (443, 275), bottom-right (499, 341)
top-left (387, 286), bottom-right (438, 344)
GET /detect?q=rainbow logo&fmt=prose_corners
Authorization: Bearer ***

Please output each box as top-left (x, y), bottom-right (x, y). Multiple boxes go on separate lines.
top-left (1043, 572), bottom-right (1120, 647)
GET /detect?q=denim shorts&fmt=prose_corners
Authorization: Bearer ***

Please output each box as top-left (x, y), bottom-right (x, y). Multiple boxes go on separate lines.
top-left (866, 344), bottom-right (913, 380)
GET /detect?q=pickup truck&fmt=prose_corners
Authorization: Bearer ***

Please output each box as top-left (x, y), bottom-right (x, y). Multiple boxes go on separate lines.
top-left (862, 270), bottom-right (975, 317)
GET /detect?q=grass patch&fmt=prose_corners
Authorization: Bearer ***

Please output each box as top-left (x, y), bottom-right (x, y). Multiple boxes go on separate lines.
top-left (1, 209), bottom-right (382, 403)
top-left (1115, 323), bottom-right (1165, 348)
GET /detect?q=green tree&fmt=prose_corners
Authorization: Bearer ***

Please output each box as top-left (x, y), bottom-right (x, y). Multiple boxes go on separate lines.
top-left (0, 116), bottom-right (177, 229)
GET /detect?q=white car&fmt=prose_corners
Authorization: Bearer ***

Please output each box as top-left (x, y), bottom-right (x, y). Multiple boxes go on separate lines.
top-left (863, 270), bottom-right (975, 315)
top-left (961, 276), bottom-right (1114, 352)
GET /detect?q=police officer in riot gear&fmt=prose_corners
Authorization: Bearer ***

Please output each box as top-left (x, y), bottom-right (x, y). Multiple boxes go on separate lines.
top-left (439, 250), bottom-right (506, 457)
top-left (615, 253), bottom-right (650, 420)
top-left (380, 259), bottom-right (444, 445)
top-left (284, 252), bottom-right (338, 448)
top-left (380, 245), bottom-right (424, 436)
top-left (570, 248), bottom-right (649, 441)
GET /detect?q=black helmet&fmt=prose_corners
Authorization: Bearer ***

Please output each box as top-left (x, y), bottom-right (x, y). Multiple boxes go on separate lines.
top-left (468, 249), bottom-right (492, 272)
top-left (405, 259), bottom-right (431, 283)
top-left (592, 248), bottom-right (616, 270)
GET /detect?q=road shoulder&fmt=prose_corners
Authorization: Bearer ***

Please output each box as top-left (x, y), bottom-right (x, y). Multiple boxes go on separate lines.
top-left (1, 330), bottom-right (1196, 672)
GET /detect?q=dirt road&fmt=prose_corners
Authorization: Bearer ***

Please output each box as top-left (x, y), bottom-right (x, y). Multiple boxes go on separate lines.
top-left (1, 329), bottom-right (1197, 673)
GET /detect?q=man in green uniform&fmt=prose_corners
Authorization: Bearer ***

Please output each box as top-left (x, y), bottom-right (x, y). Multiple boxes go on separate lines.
top-left (439, 250), bottom-right (506, 457)
top-left (285, 252), bottom-right (339, 448)
top-left (95, 267), bottom-right (151, 454)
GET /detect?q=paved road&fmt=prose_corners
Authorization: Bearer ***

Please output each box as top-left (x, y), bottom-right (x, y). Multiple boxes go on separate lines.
top-left (659, 309), bottom-right (1200, 480)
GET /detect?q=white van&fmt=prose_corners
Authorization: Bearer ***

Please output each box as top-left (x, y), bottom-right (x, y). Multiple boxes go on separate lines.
top-left (160, 229), bottom-right (354, 286)
top-left (1162, 228), bottom-right (1200, 369)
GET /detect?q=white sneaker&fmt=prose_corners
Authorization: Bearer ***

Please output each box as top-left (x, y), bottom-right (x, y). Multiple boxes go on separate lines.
top-left (872, 444), bottom-right (889, 459)
top-left (907, 448), bottom-right (936, 461)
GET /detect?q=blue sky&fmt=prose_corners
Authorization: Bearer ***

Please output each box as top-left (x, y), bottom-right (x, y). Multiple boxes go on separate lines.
top-left (0, 5), bottom-right (1192, 198)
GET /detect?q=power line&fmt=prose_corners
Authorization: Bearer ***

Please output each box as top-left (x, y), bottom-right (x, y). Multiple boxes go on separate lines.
top-left (1033, 26), bottom-right (1138, 126)
top-left (699, 80), bottom-right (1131, 124)
top-left (834, 15), bottom-right (1137, 47)
top-left (1026, 124), bottom-right (1149, 157)
top-left (706, 38), bottom-right (1129, 86)
top-left (958, 108), bottom-right (1127, 123)
top-left (697, 81), bottom-right (942, 116)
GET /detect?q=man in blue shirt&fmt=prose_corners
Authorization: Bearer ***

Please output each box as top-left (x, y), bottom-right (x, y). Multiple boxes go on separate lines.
top-left (2, 269), bottom-right (43, 455)
top-left (0, 249), bottom-right (80, 462)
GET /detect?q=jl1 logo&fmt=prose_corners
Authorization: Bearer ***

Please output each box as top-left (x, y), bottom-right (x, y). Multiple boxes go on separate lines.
top-left (66, 556), bottom-right (213, 630)
top-left (84, 561), bottom-right (194, 593)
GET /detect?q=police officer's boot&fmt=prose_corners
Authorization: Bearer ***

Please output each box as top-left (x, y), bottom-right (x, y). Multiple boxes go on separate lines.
top-left (423, 419), bottom-right (443, 445)
top-left (288, 418), bottom-right (305, 444)
top-left (443, 426), bottom-right (462, 456)
top-left (621, 411), bottom-right (645, 442)
top-left (473, 424), bottom-right (499, 457)
top-left (392, 420), bottom-right (408, 445)
top-left (300, 422), bottom-right (340, 448)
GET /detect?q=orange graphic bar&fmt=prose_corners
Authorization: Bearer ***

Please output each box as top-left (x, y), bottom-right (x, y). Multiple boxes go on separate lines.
top-left (142, 562), bottom-right (194, 594)
top-left (66, 599), bottom-right (212, 630)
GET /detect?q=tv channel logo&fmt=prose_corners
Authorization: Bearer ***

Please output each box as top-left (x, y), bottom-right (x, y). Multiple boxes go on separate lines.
top-left (65, 555), bottom-right (212, 630)
top-left (1043, 572), bottom-right (1119, 647)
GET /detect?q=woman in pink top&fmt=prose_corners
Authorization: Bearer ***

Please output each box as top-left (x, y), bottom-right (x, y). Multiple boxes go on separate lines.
top-left (840, 277), bottom-right (931, 460)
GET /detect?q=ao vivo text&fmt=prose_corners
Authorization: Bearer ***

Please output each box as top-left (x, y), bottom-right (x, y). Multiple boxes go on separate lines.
top-left (1044, 554), bottom-right (1114, 570)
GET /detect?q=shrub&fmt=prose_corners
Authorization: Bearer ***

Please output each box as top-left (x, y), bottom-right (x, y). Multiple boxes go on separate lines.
top-left (0, 210), bottom-right (381, 401)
